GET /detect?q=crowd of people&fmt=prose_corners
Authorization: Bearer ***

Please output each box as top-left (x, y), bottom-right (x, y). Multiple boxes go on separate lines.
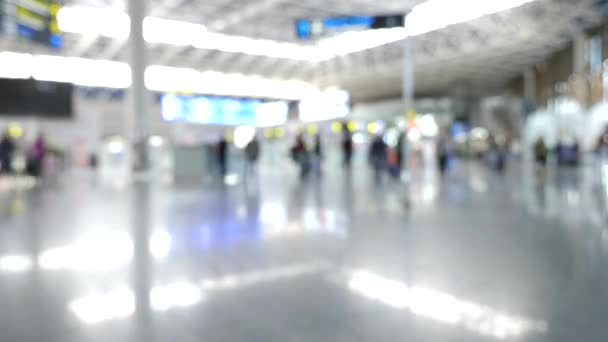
top-left (0, 130), bottom-right (47, 177)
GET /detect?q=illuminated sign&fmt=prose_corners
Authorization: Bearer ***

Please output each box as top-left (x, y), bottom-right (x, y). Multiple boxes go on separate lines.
top-left (161, 94), bottom-right (288, 127)
top-left (1, 0), bottom-right (62, 48)
top-left (296, 14), bottom-right (404, 40)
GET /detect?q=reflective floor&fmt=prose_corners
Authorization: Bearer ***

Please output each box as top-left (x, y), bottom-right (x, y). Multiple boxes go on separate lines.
top-left (0, 160), bottom-right (607, 342)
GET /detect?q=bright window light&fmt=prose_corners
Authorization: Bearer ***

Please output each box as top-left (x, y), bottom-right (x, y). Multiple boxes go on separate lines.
top-left (348, 270), bottom-right (548, 339)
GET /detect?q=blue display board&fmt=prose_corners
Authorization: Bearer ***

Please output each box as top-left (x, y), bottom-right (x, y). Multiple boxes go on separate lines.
top-left (296, 14), bottom-right (404, 40)
top-left (161, 94), bottom-right (288, 127)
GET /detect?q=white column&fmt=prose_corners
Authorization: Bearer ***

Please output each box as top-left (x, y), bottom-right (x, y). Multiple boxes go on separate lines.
top-left (127, 0), bottom-right (150, 170)
top-left (402, 35), bottom-right (414, 115)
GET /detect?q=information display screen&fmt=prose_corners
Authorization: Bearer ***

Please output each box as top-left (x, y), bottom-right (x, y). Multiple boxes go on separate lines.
top-left (1, 0), bottom-right (63, 48)
top-left (296, 14), bottom-right (404, 40)
top-left (161, 94), bottom-right (288, 127)
top-left (0, 78), bottom-right (73, 118)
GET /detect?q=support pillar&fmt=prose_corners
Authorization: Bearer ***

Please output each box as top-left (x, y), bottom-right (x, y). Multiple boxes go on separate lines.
top-left (128, 0), bottom-right (150, 170)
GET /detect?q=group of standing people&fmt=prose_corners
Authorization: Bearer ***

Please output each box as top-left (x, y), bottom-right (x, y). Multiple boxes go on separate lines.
top-left (0, 131), bottom-right (46, 177)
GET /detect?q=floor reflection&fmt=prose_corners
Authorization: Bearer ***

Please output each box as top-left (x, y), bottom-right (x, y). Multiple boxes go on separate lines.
top-left (0, 160), bottom-right (607, 341)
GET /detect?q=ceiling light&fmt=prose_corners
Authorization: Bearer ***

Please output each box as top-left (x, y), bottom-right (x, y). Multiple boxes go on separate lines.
top-left (0, 52), bottom-right (32, 79)
top-left (58, 6), bottom-right (130, 38)
top-left (0, 50), bottom-right (321, 99)
top-left (406, 0), bottom-right (537, 36)
top-left (144, 17), bottom-right (206, 46)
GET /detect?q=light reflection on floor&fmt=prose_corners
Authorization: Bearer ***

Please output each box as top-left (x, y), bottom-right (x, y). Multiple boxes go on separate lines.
top-left (0, 160), bottom-right (606, 342)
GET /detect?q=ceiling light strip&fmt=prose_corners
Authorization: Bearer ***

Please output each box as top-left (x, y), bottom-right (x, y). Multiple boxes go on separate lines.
top-left (0, 51), bottom-right (320, 100)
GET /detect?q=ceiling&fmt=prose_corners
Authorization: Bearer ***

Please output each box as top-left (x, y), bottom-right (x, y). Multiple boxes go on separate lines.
top-left (3, 0), bottom-right (606, 102)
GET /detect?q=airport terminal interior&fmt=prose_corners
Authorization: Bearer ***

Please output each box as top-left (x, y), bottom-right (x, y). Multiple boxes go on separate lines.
top-left (1, 0), bottom-right (608, 341)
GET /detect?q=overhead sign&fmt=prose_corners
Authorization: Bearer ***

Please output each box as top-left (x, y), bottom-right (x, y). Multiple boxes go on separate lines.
top-left (161, 94), bottom-right (289, 127)
top-left (1, 0), bottom-right (63, 48)
top-left (296, 14), bottom-right (404, 40)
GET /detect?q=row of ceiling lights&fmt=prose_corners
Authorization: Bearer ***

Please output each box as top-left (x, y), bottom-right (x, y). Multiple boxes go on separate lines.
top-left (57, 0), bottom-right (538, 62)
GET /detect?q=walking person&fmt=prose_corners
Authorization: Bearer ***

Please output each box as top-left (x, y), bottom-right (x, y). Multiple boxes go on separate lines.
top-left (217, 135), bottom-right (228, 178)
top-left (369, 134), bottom-right (387, 183)
top-left (0, 131), bottom-right (15, 174)
top-left (28, 133), bottom-right (46, 178)
top-left (341, 123), bottom-right (353, 168)
top-left (312, 134), bottom-right (323, 176)
top-left (291, 133), bottom-right (310, 179)
top-left (245, 135), bottom-right (260, 177)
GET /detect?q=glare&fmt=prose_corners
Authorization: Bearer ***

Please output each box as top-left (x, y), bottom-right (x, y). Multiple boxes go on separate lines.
top-left (150, 281), bottom-right (203, 312)
top-left (0, 255), bottom-right (33, 272)
top-left (107, 140), bottom-right (125, 154)
top-left (406, 0), bottom-right (537, 37)
top-left (58, 1), bottom-right (539, 62)
top-left (470, 127), bottom-right (490, 140)
top-left (148, 135), bottom-right (165, 147)
top-left (144, 17), bottom-right (206, 46)
top-left (224, 174), bottom-right (240, 186)
top-left (58, 6), bottom-right (130, 38)
top-left (352, 132), bottom-right (367, 144)
top-left (419, 114), bottom-right (439, 138)
top-left (299, 89), bottom-right (350, 123)
top-left (256, 101), bottom-right (289, 127)
top-left (149, 231), bottom-right (172, 259)
top-left (146, 65), bottom-right (320, 100)
top-left (347, 270), bottom-right (548, 339)
top-left (233, 126), bottom-right (256, 149)
top-left (260, 202), bottom-right (288, 231)
top-left (32, 55), bottom-right (132, 89)
top-left (0, 52), bottom-right (32, 79)
top-left (0, 51), bottom-right (320, 99)
top-left (201, 261), bottom-right (329, 291)
top-left (39, 232), bottom-right (134, 272)
top-left (69, 287), bottom-right (135, 324)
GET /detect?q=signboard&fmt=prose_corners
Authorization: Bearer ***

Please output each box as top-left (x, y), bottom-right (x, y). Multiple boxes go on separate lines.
top-left (1, 0), bottom-right (62, 48)
top-left (161, 94), bottom-right (289, 127)
top-left (296, 14), bottom-right (404, 40)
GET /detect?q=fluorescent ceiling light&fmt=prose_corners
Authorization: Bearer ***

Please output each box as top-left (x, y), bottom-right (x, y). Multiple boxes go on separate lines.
top-left (0, 52), bottom-right (33, 79)
top-left (406, 0), bottom-right (537, 36)
top-left (146, 65), bottom-right (321, 100)
top-left (144, 17), bottom-right (206, 46)
top-left (32, 55), bottom-right (132, 88)
top-left (0, 51), bottom-right (321, 99)
top-left (57, 1), bottom-right (538, 62)
top-left (58, 6), bottom-right (130, 39)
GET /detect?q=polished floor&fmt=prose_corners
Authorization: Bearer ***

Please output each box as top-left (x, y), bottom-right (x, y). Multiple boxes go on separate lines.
top-left (0, 159), bottom-right (607, 342)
